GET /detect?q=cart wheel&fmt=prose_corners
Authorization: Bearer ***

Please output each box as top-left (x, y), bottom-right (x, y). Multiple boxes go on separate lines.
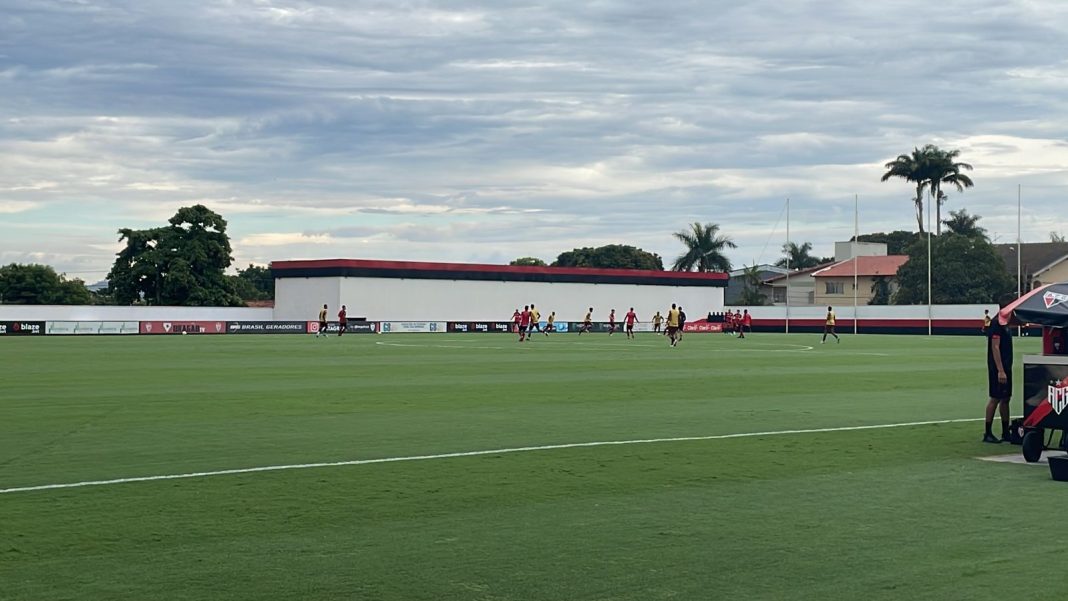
top-left (1023, 431), bottom-right (1043, 463)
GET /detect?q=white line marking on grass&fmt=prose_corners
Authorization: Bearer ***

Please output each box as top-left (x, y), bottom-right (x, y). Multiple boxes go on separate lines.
top-left (0, 418), bottom-right (982, 495)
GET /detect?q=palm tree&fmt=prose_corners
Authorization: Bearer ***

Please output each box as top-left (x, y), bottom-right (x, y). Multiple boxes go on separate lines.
top-left (941, 209), bottom-right (986, 239)
top-left (927, 148), bottom-right (974, 235)
top-left (738, 264), bottom-right (768, 305)
top-left (881, 147), bottom-right (931, 233)
top-left (672, 222), bottom-right (736, 272)
top-left (775, 241), bottom-right (821, 270)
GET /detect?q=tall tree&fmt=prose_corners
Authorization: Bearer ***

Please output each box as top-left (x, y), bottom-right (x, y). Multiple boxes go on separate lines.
top-left (0, 263), bottom-right (91, 305)
top-left (854, 231), bottom-right (919, 256)
top-left (510, 257), bottom-right (547, 267)
top-left (108, 205), bottom-right (244, 306)
top-left (229, 264), bottom-right (274, 301)
top-left (880, 147), bottom-right (931, 233)
top-left (738, 264), bottom-right (768, 306)
top-left (553, 245), bottom-right (663, 270)
top-left (869, 276), bottom-right (893, 305)
top-left (927, 148), bottom-right (974, 234)
top-left (775, 241), bottom-right (821, 270)
top-left (941, 209), bottom-right (986, 239)
top-left (1051, 232), bottom-right (1066, 243)
top-left (671, 222), bottom-right (735, 272)
top-left (893, 232), bottom-right (1012, 304)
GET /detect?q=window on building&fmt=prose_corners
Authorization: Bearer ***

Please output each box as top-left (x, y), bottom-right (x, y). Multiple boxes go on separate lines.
top-left (825, 281), bottom-right (844, 295)
top-left (773, 288), bottom-right (786, 303)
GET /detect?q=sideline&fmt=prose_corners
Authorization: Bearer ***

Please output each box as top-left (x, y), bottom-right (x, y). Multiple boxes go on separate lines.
top-left (0, 418), bottom-right (982, 495)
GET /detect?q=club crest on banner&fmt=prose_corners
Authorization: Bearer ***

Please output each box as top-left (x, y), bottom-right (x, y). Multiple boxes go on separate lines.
top-left (1051, 381), bottom-right (1068, 416)
top-left (1043, 291), bottom-right (1068, 310)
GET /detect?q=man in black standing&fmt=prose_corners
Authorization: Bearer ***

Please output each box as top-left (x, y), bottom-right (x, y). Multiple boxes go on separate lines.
top-left (983, 294), bottom-right (1016, 443)
top-left (677, 306), bottom-right (687, 342)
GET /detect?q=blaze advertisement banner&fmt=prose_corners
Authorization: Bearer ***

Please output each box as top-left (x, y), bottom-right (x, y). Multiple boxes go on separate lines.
top-left (0, 321), bottom-right (45, 336)
top-left (139, 321), bottom-right (227, 335)
top-left (227, 321), bottom-right (308, 334)
top-left (448, 321), bottom-right (534, 333)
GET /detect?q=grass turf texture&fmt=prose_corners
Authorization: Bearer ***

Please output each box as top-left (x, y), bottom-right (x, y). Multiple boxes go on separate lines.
top-left (0, 332), bottom-right (1051, 600)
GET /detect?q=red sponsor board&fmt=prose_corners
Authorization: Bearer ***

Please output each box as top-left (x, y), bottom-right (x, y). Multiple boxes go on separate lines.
top-left (139, 321), bottom-right (226, 335)
top-left (683, 322), bottom-right (723, 333)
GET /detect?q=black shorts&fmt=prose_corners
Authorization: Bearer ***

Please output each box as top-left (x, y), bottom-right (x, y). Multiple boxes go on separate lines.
top-left (824, 325), bottom-right (836, 334)
top-left (666, 326), bottom-right (679, 335)
top-left (988, 370), bottom-right (1013, 400)
top-left (318, 321), bottom-right (328, 331)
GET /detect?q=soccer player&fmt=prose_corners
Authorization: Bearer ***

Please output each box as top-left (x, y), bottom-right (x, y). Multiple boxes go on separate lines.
top-left (822, 306), bottom-right (840, 344)
top-left (982, 309), bottom-right (991, 334)
top-left (337, 305), bottom-right (348, 337)
top-left (624, 307), bottom-right (638, 339)
top-left (652, 311), bottom-right (663, 334)
top-left (983, 294), bottom-right (1016, 443)
top-left (579, 307), bottom-right (593, 335)
top-left (519, 305), bottom-right (531, 341)
top-left (545, 311), bottom-right (556, 335)
top-left (608, 309), bottom-right (617, 335)
top-left (666, 303), bottom-right (681, 347)
top-left (742, 309), bottom-right (753, 337)
top-left (512, 309), bottom-right (521, 334)
top-left (529, 304), bottom-right (542, 337)
top-left (678, 306), bottom-right (687, 341)
top-left (316, 304), bottom-right (329, 338)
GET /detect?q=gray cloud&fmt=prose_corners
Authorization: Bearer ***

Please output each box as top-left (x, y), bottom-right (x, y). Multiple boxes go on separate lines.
top-left (2, 0), bottom-right (1067, 279)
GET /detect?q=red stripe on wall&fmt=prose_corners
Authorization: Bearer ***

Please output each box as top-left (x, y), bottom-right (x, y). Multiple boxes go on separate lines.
top-left (270, 258), bottom-right (728, 282)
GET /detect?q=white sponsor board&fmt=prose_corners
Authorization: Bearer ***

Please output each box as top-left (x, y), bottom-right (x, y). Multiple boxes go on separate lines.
top-left (47, 321), bottom-right (140, 335)
top-left (380, 321), bottom-right (447, 333)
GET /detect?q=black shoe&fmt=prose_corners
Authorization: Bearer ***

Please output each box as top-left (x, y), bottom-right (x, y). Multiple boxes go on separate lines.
top-left (982, 433), bottom-right (1001, 444)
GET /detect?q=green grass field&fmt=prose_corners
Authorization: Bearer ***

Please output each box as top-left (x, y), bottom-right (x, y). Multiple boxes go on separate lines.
top-left (0, 332), bottom-right (1055, 600)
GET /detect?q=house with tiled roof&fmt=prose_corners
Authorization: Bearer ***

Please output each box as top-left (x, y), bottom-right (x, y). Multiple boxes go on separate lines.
top-left (994, 242), bottom-right (1068, 291)
top-left (811, 255), bottom-right (908, 306)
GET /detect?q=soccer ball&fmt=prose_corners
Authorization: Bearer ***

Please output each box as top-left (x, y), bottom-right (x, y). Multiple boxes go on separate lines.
top-left (182, 331), bottom-right (188, 336)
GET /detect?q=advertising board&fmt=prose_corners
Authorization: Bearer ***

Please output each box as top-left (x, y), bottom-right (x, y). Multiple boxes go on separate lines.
top-left (0, 321), bottom-right (45, 336)
top-left (448, 321), bottom-right (527, 333)
top-left (46, 321), bottom-right (140, 335)
top-left (309, 321), bottom-right (378, 334)
top-left (227, 321), bottom-right (308, 334)
top-left (683, 322), bottom-right (724, 333)
top-left (380, 321), bottom-right (447, 333)
top-left (139, 321), bottom-right (227, 335)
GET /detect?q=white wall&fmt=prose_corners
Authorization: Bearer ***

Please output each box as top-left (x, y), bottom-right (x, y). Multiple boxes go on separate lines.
top-left (274, 277), bottom-right (342, 321)
top-left (0, 305), bottom-right (273, 321)
top-left (275, 276), bottom-right (725, 322)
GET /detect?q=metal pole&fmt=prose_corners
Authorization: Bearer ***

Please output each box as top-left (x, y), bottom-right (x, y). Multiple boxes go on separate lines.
top-left (785, 197), bottom-right (790, 335)
top-left (853, 193), bottom-right (859, 336)
top-left (927, 188), bottom-right (932, 336)
top-left (1017, 184), bottom-right (1022, 298)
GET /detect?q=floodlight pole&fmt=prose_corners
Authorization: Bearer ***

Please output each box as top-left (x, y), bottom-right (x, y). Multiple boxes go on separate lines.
top-left (785, 197), bottom-right (790, 334)
top-left (927, 188), bottom-right (932, 337)
top-left (1018, 184), bottom-right (1023, 337)
top-left (853, 193), bottom-right (859, 336)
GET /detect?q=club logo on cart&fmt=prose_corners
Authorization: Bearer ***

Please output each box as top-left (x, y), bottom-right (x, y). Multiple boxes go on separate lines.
top-left (1050, 383), bottom-right (1068, 415)
top-left (1043, 291), bottom-right (1068, 309)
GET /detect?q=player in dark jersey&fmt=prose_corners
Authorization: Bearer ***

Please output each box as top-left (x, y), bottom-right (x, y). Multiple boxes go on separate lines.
top-left (337, 305), bottom-right (348, 337)
top-left (677, 306), bottom-right (687, 341)
top-left (519, 305), bottom-right (531, 342)
top-left (608, 309), bottom-right (617, 335)
top-left (983, 294), bottom-right (1015, 443)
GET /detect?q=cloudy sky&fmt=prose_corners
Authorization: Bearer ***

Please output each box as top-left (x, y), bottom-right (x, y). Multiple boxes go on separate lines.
top-left (3, 0), bottom-right (1067, 282)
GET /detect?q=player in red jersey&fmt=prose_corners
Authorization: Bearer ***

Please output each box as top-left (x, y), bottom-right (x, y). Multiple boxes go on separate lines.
top-left (624, 307), bottom-right (638, 339)
top-left (518, 305), bottom-right (531, 341)
top-left (337, 305), bottom-right (348, 337)
top-left (734, 309), bottom-right (745, 339)
top-left (608, 309), bottom-right (617, 335)
top-left (512, 309), bottom-right (521, 333)
top-left (742, 309), bottom-right (753, 337)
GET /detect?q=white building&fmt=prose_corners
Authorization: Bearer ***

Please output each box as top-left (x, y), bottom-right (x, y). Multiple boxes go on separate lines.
top-left (271, 259), bottom-right (727, 322)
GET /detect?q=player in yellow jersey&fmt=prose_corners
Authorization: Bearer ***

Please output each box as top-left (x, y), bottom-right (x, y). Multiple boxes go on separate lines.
top-left (822, 306), bottom-right (840, 344)
top-left (982, 309), bottom-right (992, 334)
top-left (652, 311), bottom-right (663, 334)
top-left (545, 311), bottom-right (556, 335)
top-left (579, 307), bottom-right (593, 335)
top-left (529, 304), bottom-right (542, 338)
top-left (666, 303), bottom-right (681, 347)
top-left (316, 304), bottom-right (329, 338)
